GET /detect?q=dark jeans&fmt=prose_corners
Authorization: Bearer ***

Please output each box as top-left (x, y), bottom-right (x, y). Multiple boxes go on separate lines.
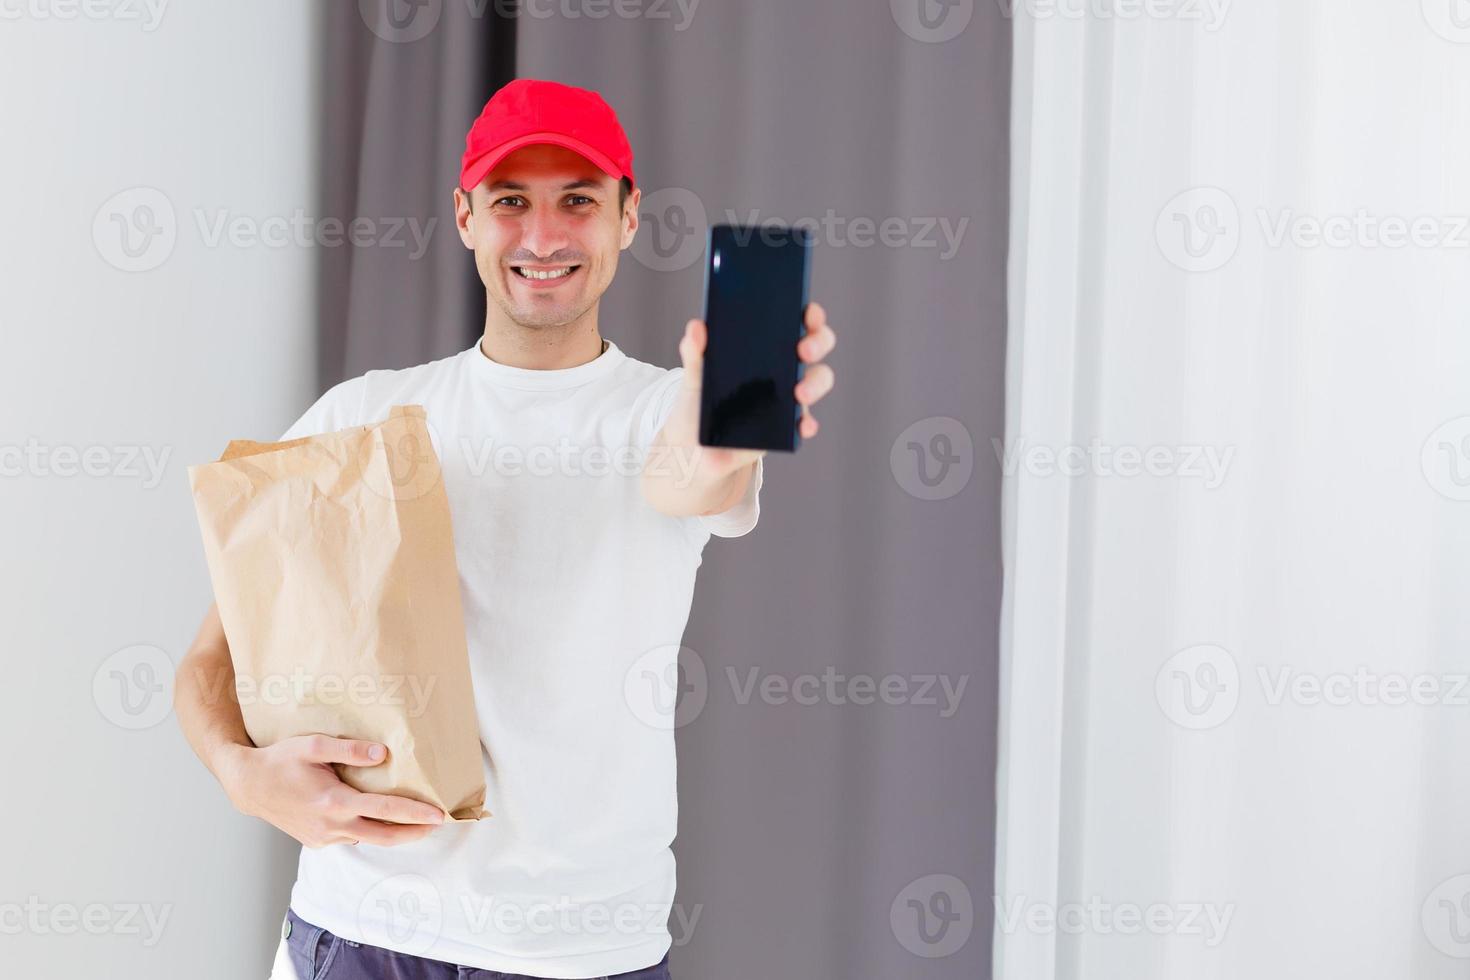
top-left (284, 908), bottom-right (672, 980)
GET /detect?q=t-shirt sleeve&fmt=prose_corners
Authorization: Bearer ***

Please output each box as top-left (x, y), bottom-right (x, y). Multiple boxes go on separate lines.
top-left (277, 375), bottom-right (368, 442)
top-left (642, 367), bottom-right (763, 539)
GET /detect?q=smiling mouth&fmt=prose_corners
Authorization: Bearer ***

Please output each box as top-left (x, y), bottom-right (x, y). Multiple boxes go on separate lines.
top-left (512, 265), bottom-right (580, 281)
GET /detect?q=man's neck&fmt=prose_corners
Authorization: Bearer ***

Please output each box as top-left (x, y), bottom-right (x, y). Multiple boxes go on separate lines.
top-left (478, 311), bottom-right (606, 370)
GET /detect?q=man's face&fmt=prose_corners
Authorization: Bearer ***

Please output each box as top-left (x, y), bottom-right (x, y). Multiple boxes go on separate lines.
top-left (454, 144), bottom-right (639, 330)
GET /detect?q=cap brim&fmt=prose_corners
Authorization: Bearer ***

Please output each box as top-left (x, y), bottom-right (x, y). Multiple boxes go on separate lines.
top-left (461, 132), bottom-right (628, 191)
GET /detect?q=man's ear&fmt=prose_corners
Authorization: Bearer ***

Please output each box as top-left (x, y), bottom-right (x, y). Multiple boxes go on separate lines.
top-left (453, 186), bottom-right (475, 250)
top-left (620, 186), bottom-right (641, 250)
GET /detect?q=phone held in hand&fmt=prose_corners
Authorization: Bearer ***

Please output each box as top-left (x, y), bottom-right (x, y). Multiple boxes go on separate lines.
top-left (697, 222), bottom-right (813, 453)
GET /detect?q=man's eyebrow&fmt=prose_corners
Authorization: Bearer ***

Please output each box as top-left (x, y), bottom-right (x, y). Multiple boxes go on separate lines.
top-left (484, 179), bottom-right (606, 192)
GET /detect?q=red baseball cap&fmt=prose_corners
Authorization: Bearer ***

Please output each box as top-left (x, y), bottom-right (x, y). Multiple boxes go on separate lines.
top-left (459, 78), bottom-right (636, 192)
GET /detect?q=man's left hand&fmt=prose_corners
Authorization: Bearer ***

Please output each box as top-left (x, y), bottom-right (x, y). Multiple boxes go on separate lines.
top-left (642, 302), bottom-right (837, 517)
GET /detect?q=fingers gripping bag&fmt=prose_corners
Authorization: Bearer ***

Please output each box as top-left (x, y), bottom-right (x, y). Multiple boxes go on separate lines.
top-left (188, 405), bottom-right (488, 820)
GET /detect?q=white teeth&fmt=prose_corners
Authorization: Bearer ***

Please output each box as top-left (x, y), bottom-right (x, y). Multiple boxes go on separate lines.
top-left (515, 266), bottom-right (575, 280)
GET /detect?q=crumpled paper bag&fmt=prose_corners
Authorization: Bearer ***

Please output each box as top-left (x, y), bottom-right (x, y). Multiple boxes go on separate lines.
top-left (188, 404), bottom-right (487, 821)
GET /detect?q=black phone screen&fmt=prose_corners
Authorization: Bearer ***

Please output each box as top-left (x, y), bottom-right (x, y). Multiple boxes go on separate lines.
top-left (698, 223), bottom-right (813, 452)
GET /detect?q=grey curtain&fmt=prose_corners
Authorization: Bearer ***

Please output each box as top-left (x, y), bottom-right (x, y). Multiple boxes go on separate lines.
top-left (518, 4), bottom-right (1010, 978)
top-left (316, 0), bottom-right (516, 387)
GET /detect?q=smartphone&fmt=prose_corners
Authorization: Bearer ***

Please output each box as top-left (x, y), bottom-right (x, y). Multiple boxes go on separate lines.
top-left (698, 223), bottom-right (813, 452)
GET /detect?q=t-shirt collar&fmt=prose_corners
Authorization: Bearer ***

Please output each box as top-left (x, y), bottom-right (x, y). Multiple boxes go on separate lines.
top-left (465, 337), bottom-right (625, 391)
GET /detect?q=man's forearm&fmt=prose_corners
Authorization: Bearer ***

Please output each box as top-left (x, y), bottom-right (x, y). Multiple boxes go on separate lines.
top-left (174, 605), bottom-right (253, 790)
top-left (641, 433), bottom-right (755, 517)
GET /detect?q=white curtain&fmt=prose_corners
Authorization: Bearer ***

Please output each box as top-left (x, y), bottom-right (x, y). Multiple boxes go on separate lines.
top-left (996, 3), bottom-right (1470, 979)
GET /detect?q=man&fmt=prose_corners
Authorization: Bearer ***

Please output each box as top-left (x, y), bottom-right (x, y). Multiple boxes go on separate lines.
top-left (174, 78), bottom-right (837, 980)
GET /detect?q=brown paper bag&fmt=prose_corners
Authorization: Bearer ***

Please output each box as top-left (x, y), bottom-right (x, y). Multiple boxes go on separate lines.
top-left (188, 404), bottom-right (487, 821)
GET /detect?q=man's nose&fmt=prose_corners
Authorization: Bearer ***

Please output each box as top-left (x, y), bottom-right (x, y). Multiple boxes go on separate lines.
top-left (518, 207), bottom-right (573, 261)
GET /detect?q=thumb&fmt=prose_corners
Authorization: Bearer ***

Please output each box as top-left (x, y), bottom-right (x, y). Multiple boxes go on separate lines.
top-left (678, 319), bottom-right (706, 389)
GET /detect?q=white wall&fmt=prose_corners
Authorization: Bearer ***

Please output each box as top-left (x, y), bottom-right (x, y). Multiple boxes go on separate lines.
top-left (0, 4), bottom-right (320, 977)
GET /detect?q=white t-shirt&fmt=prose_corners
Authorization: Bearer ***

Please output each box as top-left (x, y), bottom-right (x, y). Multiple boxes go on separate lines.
top-left (274, 338), bottom-right (761, 978)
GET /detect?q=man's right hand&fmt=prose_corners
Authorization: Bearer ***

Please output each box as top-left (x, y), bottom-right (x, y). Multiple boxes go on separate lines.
top-left (218, 734), bottom-right (446, 848)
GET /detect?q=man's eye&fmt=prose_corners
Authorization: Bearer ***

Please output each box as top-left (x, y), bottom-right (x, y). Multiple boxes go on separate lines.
top-left (494, 196), bottom-right (526, 208)
top-left (567, 195), bottom-right (595, 206)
